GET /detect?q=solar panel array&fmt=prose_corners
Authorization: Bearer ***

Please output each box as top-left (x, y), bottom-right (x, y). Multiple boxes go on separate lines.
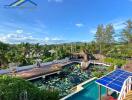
top-left (96, 69), bottom-right (132, 92)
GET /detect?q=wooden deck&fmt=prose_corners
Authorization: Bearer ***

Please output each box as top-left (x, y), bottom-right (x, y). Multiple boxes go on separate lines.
top-left (124, 91), bottom-right (132, 100)
top-left (123, 61), bottom-right (132, 72)
top-left (13, 61), bottom-right (73, 79)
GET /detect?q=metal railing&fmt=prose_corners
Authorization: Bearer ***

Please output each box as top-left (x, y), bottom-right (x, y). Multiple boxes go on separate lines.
top-left (118, 76), bottom-right (132, 100)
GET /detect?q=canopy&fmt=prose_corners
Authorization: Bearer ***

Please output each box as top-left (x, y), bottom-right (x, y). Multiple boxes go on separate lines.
top-left (96, 69), bottom-right (132, 93)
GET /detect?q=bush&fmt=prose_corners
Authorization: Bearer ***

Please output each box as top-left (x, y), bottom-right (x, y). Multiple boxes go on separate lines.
top-left (104, 57), bottom-right (127, 67)
top-left (0, 66), bottom-right (8, 69)
top-left (92, 71), bottom-right (104, 78)
top-left (0, 75), bottom-right (59, 100)
top-left (107, 65), bottom-right (114, 72)
top-left (43, 57), bottom-right (54, 62)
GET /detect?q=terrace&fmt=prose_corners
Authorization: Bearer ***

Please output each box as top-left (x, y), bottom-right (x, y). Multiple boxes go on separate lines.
top-left (31, 62), bottom-right (109, 98)
top-left (0, 59), bottom-right (72, 80)
top-left (61, 69), bottom-right (132, 100)
top-left (1, 58), bottom-right (125, 100)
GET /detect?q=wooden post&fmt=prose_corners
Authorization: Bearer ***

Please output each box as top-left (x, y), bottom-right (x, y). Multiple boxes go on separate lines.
top-left (99, 85), bottom-right (101, 100)
top-left (106, 88), bottom-right (109, 96)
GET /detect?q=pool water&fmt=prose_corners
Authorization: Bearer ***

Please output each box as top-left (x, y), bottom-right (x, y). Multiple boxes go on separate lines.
top-left (67, 80), bottom-right (106, 100)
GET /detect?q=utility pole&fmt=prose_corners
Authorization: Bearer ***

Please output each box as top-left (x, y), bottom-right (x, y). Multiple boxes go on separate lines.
top-left (71, 44), bottom-right (73, 53)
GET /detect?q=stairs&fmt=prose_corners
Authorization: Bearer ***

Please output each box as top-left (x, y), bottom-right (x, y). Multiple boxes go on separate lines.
top-left (118, 76), bottom-right (132, 100)
top-left (124, 91), bottom-right (132, 100)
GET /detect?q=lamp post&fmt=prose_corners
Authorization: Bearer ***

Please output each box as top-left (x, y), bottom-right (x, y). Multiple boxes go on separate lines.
top-left (9, 63), bottom-right (18, 76)
top-left (35, 58), bottom-right (42, 68)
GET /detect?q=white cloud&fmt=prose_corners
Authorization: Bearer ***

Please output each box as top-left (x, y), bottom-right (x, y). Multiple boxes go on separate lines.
top-left (44, 37), bottom-right (50, 42)
top-left (0, 20), bottom-right (66, 44)
top-left (0, 30), bottom-right (65, 44)
top-left (52, 37), bottom-right (61, 40)
top-left (0, 33), bottom-right (37, 44)
top-left (16, 29), bottom-right (23, 34)
top-left (43, 37), bottom-right (64, 44)
top-left (75, 23), bottom-right (84, 28)
top-left (48, 0), bottom-right (63, 3)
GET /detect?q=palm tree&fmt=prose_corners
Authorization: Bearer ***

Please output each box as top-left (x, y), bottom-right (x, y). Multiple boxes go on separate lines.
top-left (0, 42), bottom-right (9, 68)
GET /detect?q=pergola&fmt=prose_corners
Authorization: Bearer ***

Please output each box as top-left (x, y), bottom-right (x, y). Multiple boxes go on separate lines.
top-left (96, 69), bottom-right (132, 100)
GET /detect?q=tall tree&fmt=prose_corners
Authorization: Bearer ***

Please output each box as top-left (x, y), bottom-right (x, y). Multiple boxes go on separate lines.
top-left (95, 24), bottom-right (105, 43)
top-left (121, 19), bottom-right (132, 43)
top-left (95, 24), bottom-right (115, 54)
top-left (95, 24), bottom-right (105, 53)
top-left (105, 24), bottom-right (115, 44)
top-left (0, 42), bottom-right (9, 67)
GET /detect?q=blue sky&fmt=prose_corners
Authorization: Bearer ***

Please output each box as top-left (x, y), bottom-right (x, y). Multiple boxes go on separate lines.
top-left (0, 0), bottom-right (132, 44)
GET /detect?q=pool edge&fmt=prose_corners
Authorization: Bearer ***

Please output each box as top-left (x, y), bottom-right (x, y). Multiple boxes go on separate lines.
top-left (60, 77), bottom-right (97, 100)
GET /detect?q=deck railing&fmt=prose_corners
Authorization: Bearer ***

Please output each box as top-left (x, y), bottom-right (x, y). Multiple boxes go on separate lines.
top-left (118, 76), bottom-right (132, 100)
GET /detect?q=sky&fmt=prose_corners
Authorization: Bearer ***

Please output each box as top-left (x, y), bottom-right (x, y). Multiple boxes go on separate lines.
top-left (0, 0), bottom-right (132, 44)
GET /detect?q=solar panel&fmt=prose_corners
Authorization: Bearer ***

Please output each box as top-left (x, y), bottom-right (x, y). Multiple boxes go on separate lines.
top-left (112, 80), bottom-right (123, 86)
top-left (96, 79), bottom-right (109, 85)
top-left (96, 69), bottom-right (132, 93)
top-left (107, 83), bottom-right (121, 92)
top-left (102, 77), bottom-right (113, 81)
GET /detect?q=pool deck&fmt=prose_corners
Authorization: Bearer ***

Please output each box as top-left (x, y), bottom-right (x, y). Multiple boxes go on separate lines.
top-left (0, 59), bottom-right (110, 80)
top-left (17, 61), bottom-right (74, 79)
top-left (0, 61), bottom-right (74, 80)
top-left (123, 61), bottom-right (132, 72)
top-left (60, 77), bottom-right (97, 100)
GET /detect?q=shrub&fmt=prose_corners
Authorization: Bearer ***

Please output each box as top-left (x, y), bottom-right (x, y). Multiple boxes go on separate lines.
top-left (43, 57), bottom-right (54, 62)
top-left (104, 57), bottom-right (127, 67)
top-left (0, 75), bottom-right (59, 100)
top-left (107, 65), bottom-right (114, 72)
top-left (92, 71), bottom-right (104, 78)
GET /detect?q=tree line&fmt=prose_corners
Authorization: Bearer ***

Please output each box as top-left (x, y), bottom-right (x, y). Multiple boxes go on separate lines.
top-left (95, 19), bottom-right (132, 58)
top-left (0, 19), bottom-right (132, 69)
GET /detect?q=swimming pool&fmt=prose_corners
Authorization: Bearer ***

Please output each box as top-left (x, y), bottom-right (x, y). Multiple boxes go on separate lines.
top-left (66, 80), bottom-right (106, 100)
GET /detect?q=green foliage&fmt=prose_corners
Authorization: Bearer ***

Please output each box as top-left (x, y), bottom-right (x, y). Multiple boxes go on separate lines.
top-left (0, 75), bottom-right (59, 100)
top-left (107, 65), bottom-right (114, 72)
top-left (95, 24), bottom-right (106, 44)
top-left (43, 57), bottom-right (54, 62)
top-left (95, 24), bottom-right (115, 54)
top-left (92, 71), bottom-right (104, 78)
top-left (106, 44), bottom-right (132, 58)
top-left (1, 19), bottom-right (132, 69)
top-left (121, 19), bottom-right (132, 43)
top-left (104, 57), bottom-right (127, 67)
top-left (95, 24), bottom-right (115, 44)
top-left (39, 89), bottom-right (59, 100)
top-left (0, 66), bottom-right (8, 70)
top-left (105, 24), bottom-right (115, 44)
